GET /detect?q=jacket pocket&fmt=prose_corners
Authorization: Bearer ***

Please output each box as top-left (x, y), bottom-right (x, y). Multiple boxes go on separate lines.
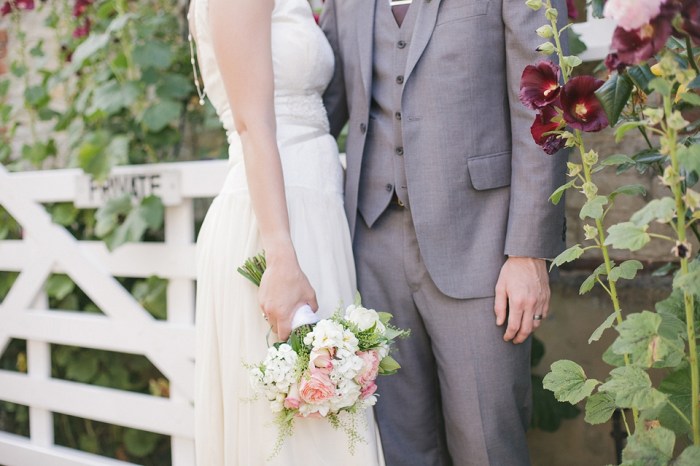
top-left (436, 1), bottom-right (490, 27)
top-left (467, 151), bottom-right (512, 191)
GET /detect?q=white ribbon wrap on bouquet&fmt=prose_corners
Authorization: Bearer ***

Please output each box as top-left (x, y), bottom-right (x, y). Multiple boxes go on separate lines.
top-left (291, 304), bottom-right (320, 329)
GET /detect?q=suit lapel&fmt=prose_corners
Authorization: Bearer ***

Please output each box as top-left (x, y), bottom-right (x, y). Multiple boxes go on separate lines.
top-left (404, 0), bottom-right (443, 83)
top-left (356, 0), bottom-right (377, 105)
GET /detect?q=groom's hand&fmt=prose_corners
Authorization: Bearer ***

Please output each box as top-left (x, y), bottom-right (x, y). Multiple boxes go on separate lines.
top-left (494, 257), bottom-right (550, 344)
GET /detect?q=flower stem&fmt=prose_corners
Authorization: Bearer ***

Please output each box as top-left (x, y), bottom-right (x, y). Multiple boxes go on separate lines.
top-left (576, 133), bottom-right (639, 427)
top-left (664, 93), bottom-right (700, 445)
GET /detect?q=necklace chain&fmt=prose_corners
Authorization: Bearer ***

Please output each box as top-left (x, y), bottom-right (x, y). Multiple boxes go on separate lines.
top-left (188, 33), bottom-right (207, 106)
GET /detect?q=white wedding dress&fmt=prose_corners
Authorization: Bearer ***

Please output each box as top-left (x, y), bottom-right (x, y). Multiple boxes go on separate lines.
top-left (190, 0), bottom-right (384, 464)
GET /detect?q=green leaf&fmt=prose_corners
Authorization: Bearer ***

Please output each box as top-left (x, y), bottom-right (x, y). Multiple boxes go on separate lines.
top-left (79, 433), bottom-right (99, 454)
top-left (133, 42), bottom-right (174, 70)
top-left (680, 92), bottom-right (700, 106)
top-left (131, 276), bottom-right (167, 319)
top-left (595, 73), bottom-right (634, 126)
top-left (77, 131), bottom-right (112, 182)
top-left (45, 275), bottom-right (75, 301)
top-left (141, 100), bottom-right (181, 132)
top-left (605, 222), bottom-right (650, 251)
top-left (650, 78), bottom-right (672, 97)
top-left (102, 196), bottom-right (164, 250)
top-left (609, 260), bottom-right (643, 282)
top-left (626, 64), bottom-right (655, 94)
top-left (105, 135), bottom-right (130, 167)
top-left (590, 0), bottom-right (606, 18)
top-left (658, 366), bottom-right (693, 436)
top-left (673, 445), bottom-right (700, 465)
top-left (95, 194), bottom-right (132, 238)
top-left (589, 312), bottom-right (617, 344)
top-left (615, 121), bottom-right (646, 143)
top-left (621, 427), bottom-right (675, 466)
top-left (603, 343), bottom-right (627, 368)
top-left (50, 203), bottom-right (78, 226)
top-left (24, 85), bottom-right (49, 108)
top-left (610, 184), bottom-right (646, 201)
top-left (631, 197), bottom-right (676, 226)
top-left (72, 33), bottom-right (110, 67)
top-left (580, 263), bottom-right (608, 295)
top-left (673, 266), bottom-right (700, 298)
top-left (156, 74), bottom-right (193, 100)
top-left (123, 428), bottom-right (160, 457)
top-left (551, 244), bottom-right (584, 269)
top-left (377, 312), bottom-right (392, 325)
top-left (584, 392), bottom-right (616, 425)
top-left (65, 350), bottom-right (99, 383)
top-left (601, 154), bottom-right (636, 167)
top-left (530, 374), bottom-right (580, 432)
top-left (599, 366), bottom-right (667, 410)
top-left (378, 355), bottom-right (401, 375)
top-left (580, 195), bottom-right (608, 220)
top-left (549, 179), bottom-right (575, 205)
top-left (612, 311), bottom-right (684, 368)
top-left (678, 144), bottom-right (700, 176)
top-left (88, 80), bottom-right (140, 116)
top-left (542, 360), bottom-right (600, 405)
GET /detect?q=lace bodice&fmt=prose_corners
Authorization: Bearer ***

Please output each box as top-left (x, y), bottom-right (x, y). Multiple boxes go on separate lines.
top-left (189, 0), bottom-right (334, 155)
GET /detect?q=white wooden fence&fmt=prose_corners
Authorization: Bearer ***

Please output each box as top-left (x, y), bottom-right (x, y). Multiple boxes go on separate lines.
top-left (0, 160), bottom-right (228, 466)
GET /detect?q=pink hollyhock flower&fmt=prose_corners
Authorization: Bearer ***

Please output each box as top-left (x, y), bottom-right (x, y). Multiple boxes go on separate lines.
top-left (73, 0), bottom-right (93, 18)
top-left (360, 381), bottom-right (378, 400)
top-left (519, 61), bottom-right (562, 110)
top-left (299, 368), bottom-right (335, 404)
top-left (603, 0), bottom-right (665, 31)
top-left (566, 0), bottom-right (578, 20)
top-left (309, 348), bottom-right (334, 374)
top-left (611, 4), bottom-right (676, 66)
top-left (531, 104), bottom-right (565, 155)
top-left (356, 350), bottom-right (380, 387)
top-left (284, 383), bottom-right (301, 410)
top-left (560, 76), bottom-right (608, 133)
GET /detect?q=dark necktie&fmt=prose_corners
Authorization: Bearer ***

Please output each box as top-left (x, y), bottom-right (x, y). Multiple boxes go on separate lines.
top-left (392, 2), bottom-right (410, 27)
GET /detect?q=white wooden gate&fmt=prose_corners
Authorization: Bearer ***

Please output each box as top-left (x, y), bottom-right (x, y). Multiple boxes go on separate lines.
top-left (0, 160), bottom-right (227, 466)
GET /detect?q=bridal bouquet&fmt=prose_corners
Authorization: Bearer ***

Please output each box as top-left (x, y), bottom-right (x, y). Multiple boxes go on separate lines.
top-left (239, 253), bottom-right (410, 455)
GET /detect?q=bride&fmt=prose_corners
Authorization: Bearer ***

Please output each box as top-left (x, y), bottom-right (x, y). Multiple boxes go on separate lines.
top-left (189, 0), bottom-right (384, 464)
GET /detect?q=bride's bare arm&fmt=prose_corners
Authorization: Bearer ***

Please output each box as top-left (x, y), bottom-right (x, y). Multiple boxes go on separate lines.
top-left (208, 0), bottom-right (318, 340)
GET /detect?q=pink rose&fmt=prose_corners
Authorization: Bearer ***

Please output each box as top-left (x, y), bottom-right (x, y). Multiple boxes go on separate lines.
top-left (299, 368), bottom-right (335, 404)
top-left (604, 0), bottom-right (665, 31)
top-left (356, 350), bottom-right (380, 387)
top-left (309, 348), bottom-right (334, 374)
top-left (284, 383), bottom-right (301, 410)
top-left (360, 381), bottom-right (378, 400)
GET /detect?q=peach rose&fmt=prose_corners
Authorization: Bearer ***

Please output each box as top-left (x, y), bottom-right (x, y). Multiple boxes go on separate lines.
top-left (356, 350), bottom-right (380, 387)
top-left (360, 381), bottom-right (378, 400)
top-left (284, 383), bottom-right (301, 410)
top-left (309, 348), bottom-right (334, 374)
top-left (299, 368), bottom-right (335, 404)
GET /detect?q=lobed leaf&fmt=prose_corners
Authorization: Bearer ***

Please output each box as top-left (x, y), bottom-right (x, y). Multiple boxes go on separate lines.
top-left (551, 244), bottom-right (584, 270)
top-left (621, 427), bottom-right (675, 466)
top-left (584, 392), bottom-right (616, 425)
top-left (542, 360), bottom-right (600, 405)
top-left (580, 195), bottom-right (608, 220)
top-left (599, 366), bottom-right (667, 410)
top-left (605, 222), bottom-right (650, 251)
top-left (609, 260), bottom-right (643, 282)
top-left (579, 263), bottom-right (608, 295)
top-left (589, 312), bottom-right (617, 344)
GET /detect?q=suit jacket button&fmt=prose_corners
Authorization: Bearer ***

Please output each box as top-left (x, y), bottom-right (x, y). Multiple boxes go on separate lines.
top-left (360, 123), bottom-right (367, 134)
top-left (395, 147), bottom-right (404, 156)
top-left (397, 40), bottom-right (407, 49)
top-left (396, 75), bottom-right (404, 85)
top-left (385, 183), bottom-right (393, 192)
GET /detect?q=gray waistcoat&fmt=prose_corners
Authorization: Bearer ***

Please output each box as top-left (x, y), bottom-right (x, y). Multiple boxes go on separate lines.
top-left (356, 1), bottom-right (417, 228)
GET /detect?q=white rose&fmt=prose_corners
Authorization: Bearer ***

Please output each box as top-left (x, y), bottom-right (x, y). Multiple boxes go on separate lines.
top-left (345, 305), bottom-right (386, 333)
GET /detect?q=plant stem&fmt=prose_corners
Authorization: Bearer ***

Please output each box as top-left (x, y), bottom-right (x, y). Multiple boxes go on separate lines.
top-left (577, 134), bottom-right (639, 427)
top-left (686, 36), bottom-right (700, 75)
top-left (668, 399), bottom-right (693, 428)
top-left (664, 93), bottom-right (700, 445)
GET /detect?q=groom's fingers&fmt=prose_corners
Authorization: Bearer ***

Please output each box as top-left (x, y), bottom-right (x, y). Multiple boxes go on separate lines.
top-left (503, 300), bottom-right (523, 341)
top-left (494, 282), bottom-right (508, 326)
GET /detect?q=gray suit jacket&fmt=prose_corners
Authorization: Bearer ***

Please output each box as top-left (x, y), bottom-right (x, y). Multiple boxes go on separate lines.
top-left (321, 0), bottom-right (567, 300)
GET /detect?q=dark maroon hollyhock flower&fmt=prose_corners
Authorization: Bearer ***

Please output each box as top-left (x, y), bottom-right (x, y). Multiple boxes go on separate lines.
top-left (519, 61), bottom-right (562, 110)
top-left (566, 0), bottom-right (578, 20)
top-left (604, 52), bottom-right (627, 73)
top-left (73, 18), bottom-right (91, 38)
top-left (560, 76), bottom-right (609, 132)
top-left (73, 0), bottom-right (93, 18)
top-left (1, 0), bottom-right (35, 16)
top-left (680, 0), bottom-right (700, 45)
top-left (611, 2), bottom-right (679, 66)
top-left (531, 104), bottom-right (565, 155)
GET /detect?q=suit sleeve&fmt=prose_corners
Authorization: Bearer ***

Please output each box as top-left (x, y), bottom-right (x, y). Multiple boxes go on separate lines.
top-left (320, 0), bottom-right (350, 139)
top-left (502, 0), bottom-right (568, 259)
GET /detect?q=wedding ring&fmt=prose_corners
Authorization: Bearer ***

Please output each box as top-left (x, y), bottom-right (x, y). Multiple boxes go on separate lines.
top-left (261, 312), bottom-right (268, 321)
top-left (533, 314), bottom-right (543, 321)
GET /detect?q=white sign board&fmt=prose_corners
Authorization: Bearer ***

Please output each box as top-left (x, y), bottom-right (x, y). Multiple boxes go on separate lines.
top-left (75, 169), bottom-right (182, 208)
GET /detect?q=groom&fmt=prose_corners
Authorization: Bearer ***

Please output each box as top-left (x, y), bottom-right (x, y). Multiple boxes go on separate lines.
top-left (321, 0), bottom-right (567, 464)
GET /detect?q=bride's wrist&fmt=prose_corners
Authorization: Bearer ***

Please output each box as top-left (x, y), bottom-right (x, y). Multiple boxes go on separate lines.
top-left (263, 235), bottom-right (297, 264)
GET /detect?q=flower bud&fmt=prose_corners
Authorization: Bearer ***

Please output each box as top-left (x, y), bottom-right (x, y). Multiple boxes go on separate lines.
top-left (525, 0), bottom-right (542, 11)
top-left (643, 108), bottom-right (664, 126)
top-left (582, 181), bottom-right (598, 199)
top-left (583, 224), bottom-right (598, 241)
top-left (567, 162), bottom-right (582, 177)
top-left (562, 55), bottom-right (583, 69)
top-left (668, 110), bottom-right (689, 131)
top-left (583, 150), bottom-right (599, 166)
top-left (685, 189), bottom-right (700, 210)
top-left (536, 25), bottom-right (554, 38)
top-left (537, 42), bottom-right (556, 55)
top-left (545, 7), bottom-right (558, 21)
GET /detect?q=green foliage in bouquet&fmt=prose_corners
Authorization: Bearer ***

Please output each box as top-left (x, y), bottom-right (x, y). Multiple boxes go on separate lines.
top-left (521, 0), bottom-right (700, 462)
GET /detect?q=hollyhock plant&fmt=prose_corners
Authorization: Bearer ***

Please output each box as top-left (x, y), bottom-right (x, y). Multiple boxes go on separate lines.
top-left (73, 0), bottom-right (93, 18)
top-left (531, 104), bottom-right (565, 155)
top-left (73, 18), bottom-right (91, 39)
top-left (560, 76), bottom-right (608, 132)
top-left (610, 7), bottom-right (675, 66)
top-left (519, 61), bottom-right (562, 110)
top-left (0, 0), bottom-right (34, 16)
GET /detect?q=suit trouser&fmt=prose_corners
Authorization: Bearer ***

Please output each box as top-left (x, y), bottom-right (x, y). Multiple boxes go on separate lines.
top-left (354, 203), bottom-right (532, 466)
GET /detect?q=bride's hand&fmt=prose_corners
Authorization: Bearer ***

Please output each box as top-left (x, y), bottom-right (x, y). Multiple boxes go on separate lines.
top-left (258, 248), bottom-right (318, 341)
